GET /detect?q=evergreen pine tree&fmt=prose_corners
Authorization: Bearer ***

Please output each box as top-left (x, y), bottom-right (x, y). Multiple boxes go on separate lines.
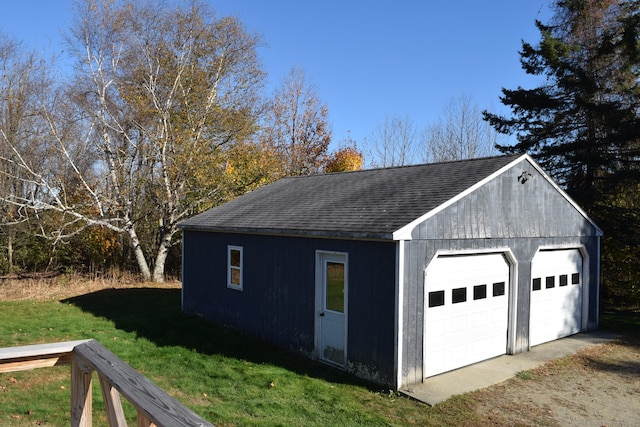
top-left (484, 0), bottom-right (640, 306)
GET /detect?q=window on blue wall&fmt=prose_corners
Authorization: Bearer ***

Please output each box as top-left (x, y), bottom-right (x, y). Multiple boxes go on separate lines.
top-left (228, 245), bottom-right (243, 290)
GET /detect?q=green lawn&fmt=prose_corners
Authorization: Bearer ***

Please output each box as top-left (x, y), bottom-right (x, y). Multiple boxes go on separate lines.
top-left (2, 288), bottom-right (635, 426)
top-left (0, 287), bottom-right (478, 426)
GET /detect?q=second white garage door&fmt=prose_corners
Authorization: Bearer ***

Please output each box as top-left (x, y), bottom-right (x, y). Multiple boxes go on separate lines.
top-left (424, 253), bottom-right (510, 378)
top-left (530, 249), bottom-right (583, 347)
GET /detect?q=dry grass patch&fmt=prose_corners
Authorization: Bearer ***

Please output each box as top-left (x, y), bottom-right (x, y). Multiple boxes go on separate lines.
top-left (0, 275), bottom-right (180, 301)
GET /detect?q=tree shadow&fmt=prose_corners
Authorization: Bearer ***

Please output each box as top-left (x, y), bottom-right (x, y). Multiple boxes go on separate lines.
top-left (63, 288), bottom-right (375, 389)
top-left (582, 336), bottom-right (640, 378)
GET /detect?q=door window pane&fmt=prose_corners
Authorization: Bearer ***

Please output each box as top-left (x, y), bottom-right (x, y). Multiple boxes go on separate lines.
top-left (572, 273), bottom-right (580, 285)
top-left (325, 262), bottom-right (345, 313)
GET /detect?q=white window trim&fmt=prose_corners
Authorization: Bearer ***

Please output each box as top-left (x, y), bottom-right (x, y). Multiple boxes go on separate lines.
top-left (227, 245), bottom-right (243, 291)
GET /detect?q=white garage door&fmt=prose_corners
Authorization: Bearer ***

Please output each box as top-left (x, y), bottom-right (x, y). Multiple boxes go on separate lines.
top-left (530, 249), bottom-right (583, 347)
top-left (424, 253), bottom-right (510, 378)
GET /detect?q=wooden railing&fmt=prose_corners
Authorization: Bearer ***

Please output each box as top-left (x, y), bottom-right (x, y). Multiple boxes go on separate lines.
top-left (0, 340), bottom-right (213, 427)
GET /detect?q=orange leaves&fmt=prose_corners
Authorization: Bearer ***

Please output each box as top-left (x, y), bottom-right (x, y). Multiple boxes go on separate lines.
top-left (324, 145), bottom-right (364, 173)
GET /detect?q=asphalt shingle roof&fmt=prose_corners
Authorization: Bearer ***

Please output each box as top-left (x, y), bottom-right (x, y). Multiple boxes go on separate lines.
top-left (178, 154), bottom-right (522, 239)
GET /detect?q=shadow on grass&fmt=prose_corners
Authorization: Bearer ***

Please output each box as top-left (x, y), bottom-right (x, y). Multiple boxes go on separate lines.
top-left (600, 310), bottom-right (640, 336)
top-left (63, 288), bottom-right (374, 389)
top-left (587, 310), bottom-right (640, 378)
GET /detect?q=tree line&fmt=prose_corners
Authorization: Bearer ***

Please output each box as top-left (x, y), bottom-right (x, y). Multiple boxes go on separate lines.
top-left (1, 0), bottom-right (638, 309)
top-left (0, 0), bottom-right (353, 282)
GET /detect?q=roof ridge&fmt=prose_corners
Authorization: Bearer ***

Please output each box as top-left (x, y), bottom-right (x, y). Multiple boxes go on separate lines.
top-left (285, 154), bottom-right (523, 180)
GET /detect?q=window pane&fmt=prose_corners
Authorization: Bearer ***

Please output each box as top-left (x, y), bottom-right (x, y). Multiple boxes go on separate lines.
top-left (326, 262), bottom-right (344, 313)
top-left (230, 268), bottom-right (241, 285)
top-left (452, 287), bottom-right (466, 304)
top-left (532, 278), bottom-right (541, 291)
top-left (493, 282), bottom-right (506, 296)
top-left (230, 249), bottom-right (241, 267)
top-left (572, 273), bottom-right (580, 285)
top-left (428, 290), bottom-right (445, 307)
top-left (546, 276), bottom-right (555, 289)
top-left (228, 246), bottom-right (243, 290)
top-left (559, 274), bottom-right (568, 287)
top-left (474, 284), bottom-right (487, 300)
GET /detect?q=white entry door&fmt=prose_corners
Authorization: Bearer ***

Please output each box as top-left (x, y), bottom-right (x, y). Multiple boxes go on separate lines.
top-left (316, 252), bottom-right (348, 367)
top-left (530, 249), bottom-right (583, 346)
top-left (424, 253), bottom-right (510, 377)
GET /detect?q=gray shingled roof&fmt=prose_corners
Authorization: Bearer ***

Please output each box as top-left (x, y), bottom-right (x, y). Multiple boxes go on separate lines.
top-left (178, 154), bottom-right (522, 240)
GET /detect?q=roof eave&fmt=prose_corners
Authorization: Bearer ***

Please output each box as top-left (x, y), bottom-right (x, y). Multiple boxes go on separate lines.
top-left (177, 224), bottom-right (395, 241)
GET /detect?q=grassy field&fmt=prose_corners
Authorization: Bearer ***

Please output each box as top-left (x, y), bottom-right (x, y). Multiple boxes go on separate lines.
top-left (0, 284), bottom-right (482, 426)
top-left (0, 282), bottom-right (637, 426)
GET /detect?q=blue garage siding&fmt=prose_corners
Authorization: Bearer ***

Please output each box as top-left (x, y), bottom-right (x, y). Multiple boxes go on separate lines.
top-left (182, 230), bottom-right (398, 385)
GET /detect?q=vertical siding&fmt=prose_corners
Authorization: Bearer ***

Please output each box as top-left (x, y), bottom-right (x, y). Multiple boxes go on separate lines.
top-left (182, 230), bottom-right (398, 385)
top-left (400, 235), bottom-right (599, 388)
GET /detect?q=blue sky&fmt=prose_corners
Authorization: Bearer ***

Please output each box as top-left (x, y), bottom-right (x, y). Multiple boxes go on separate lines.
top-left (2, 1), bottom-right (550, 150)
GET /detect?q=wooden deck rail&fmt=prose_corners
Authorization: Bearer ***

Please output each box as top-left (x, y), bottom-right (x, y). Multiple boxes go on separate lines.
top-left (0, 340), bottom-right (213, 427)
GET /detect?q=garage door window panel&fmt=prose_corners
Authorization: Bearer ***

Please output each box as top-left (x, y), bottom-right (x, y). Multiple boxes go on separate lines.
top-left (428, 290), bottom-right (445, 308)
top-left (545, 276), bottom-right (555, 289)
top-left (493, 282), bottom-right (505, 296)
top-left (572, 273), bottom-right (580, 285)
top-left (474, 284), bottom-right (487, 300)
top-left (559, 274), bottom-right (568, 287)
top-left (452, 288), bottom-right (467, 304)
top-left (532, 278), bottom-right (542, 291)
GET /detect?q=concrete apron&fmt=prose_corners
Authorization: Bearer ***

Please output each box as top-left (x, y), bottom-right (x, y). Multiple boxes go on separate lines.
top-left (401, 331), bottom-right (618, 406)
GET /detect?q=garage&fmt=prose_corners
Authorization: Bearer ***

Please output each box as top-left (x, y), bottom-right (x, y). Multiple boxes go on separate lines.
top-left (529, 249), bottom-right (583, 347)
top-left (424, 253), bottom-right (510, 377)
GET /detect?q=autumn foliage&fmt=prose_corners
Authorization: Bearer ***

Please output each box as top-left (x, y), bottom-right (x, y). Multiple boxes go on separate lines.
top-left (324, 144), bottom-right (364, 173)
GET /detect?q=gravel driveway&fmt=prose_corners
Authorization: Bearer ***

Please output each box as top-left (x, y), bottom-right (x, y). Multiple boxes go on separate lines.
top-left (470, 337), bottom-right (640, 426)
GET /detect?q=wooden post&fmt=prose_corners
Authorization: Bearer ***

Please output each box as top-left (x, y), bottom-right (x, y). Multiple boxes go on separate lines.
top-left (71, 355), bottom-right (93, 427)
top-left (98, 372), bottom-right (128, 426)
top-left (137, 409), bottom-right (157, 427)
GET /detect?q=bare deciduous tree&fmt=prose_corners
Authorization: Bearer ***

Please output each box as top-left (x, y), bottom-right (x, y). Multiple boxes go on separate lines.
top-left (0, 35), bottom-right (56, 273)
top-left (0, 0), bottom-right (265, 282)
top-left (365, 114), bottom-right (418, 168)
top-left (262, 67), bottom-right (332, 176)
top-left (422, 94), bottom-right (500, 163)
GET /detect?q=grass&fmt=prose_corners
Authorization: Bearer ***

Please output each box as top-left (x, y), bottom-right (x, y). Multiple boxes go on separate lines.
top-left (600, 308), bottom-right (640, 336)
top-left (0, 286), bottom-right (481, 426)
top-left (2, 284), bottom-right (638, 426)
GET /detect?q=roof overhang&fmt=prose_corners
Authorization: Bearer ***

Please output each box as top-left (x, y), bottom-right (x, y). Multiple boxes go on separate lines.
top-left (177, 224), bottom-right (395, 242)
